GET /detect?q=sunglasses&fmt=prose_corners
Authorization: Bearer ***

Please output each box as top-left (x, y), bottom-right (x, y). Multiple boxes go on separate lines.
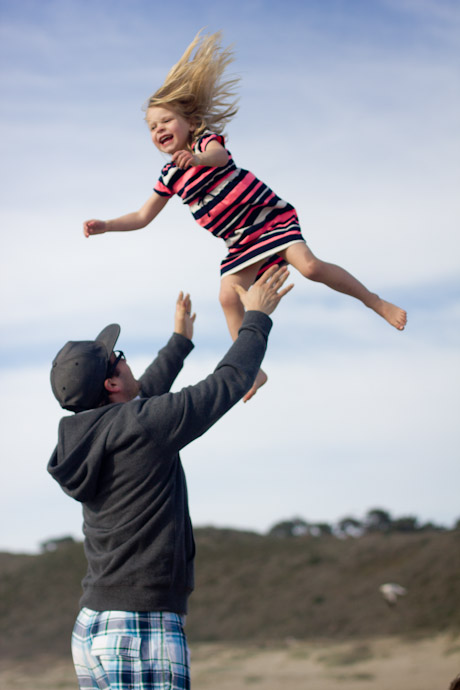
top-left (106, 350), bottom-right (125, 378)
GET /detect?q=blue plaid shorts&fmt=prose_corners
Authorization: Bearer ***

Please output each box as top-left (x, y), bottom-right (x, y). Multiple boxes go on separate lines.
top-left (71, 608), bottom-right (190, 690)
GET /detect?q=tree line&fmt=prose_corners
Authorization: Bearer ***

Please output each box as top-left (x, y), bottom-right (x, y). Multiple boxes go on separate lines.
top-left (41, 508), bottom-right (458, 552)
top-left (267, 508), bottom-right (460, 539)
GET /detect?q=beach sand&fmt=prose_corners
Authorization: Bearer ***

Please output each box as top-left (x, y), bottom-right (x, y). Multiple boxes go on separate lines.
top-left (0, 633), bottom-right (458, 689)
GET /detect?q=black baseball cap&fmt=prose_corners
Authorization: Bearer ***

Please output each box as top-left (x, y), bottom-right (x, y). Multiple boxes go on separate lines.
top-left (51, 324), bottom-right (120, 412)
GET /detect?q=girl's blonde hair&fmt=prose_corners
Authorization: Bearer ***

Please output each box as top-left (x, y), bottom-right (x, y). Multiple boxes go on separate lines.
top-left (144, 30), bottom-right (239, 140)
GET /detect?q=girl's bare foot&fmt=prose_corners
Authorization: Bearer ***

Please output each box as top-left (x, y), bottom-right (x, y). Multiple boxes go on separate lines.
top-left (243, 368), bottom-right (268, 403)
top-left (373, 298), bottom-right (407, 330)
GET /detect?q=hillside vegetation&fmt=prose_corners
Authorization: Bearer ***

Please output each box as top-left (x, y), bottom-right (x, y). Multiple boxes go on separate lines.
top-left (1, 528), bottom-right (459, 660)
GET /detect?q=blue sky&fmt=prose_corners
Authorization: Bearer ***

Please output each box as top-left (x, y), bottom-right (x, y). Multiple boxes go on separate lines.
top-left (1, 0), bottom-right (459, 552)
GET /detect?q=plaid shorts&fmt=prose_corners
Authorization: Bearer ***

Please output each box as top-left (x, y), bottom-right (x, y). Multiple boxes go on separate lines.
top-left (71, 608), bottom-right (190, 690)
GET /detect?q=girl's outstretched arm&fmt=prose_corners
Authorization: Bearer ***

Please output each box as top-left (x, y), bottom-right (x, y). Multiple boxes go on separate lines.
top-left (172, 140), bottom-right (229, 170)
top-left (83, 192), bottom-right (169, 237)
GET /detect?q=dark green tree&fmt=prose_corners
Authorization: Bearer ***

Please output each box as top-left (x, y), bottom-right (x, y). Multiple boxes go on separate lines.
top-left (310, 522), bottom-right (333, 537)
top-left (365, 508), bottom-right (392, 533)
top-left (391, 516), bottom-right (419, 532)
top-left (268, 517), bottom-right (309, 538)
top-left (337, 516), bottom-right (363, 537)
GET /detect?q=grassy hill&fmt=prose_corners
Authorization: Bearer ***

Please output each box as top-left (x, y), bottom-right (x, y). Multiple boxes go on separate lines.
top-left (1, 528), bottom-right (459, 660)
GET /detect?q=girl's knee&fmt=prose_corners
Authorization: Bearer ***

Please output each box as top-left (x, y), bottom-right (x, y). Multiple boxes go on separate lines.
top-left (299, 257), bottom-right (323, 280)
top-left (219, 282), bottom-right (242, 310)
top-left (283, 244), bottom-right (323, 280)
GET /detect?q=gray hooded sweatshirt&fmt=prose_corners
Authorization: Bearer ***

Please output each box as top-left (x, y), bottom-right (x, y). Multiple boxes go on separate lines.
top-left (48, 311), bottom-right (272, 614)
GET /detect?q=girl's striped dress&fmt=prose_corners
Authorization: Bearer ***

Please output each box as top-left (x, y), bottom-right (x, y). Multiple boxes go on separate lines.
top-left (154, 132), bottom-right (306, 277)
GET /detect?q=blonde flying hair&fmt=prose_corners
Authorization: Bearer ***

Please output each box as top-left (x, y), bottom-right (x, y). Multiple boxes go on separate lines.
top-left (145, 30), bottom-right (240, 141)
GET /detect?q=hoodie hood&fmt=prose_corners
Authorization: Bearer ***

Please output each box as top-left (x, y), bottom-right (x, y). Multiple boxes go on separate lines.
top-left (48, 405), bottom-right (120, 502)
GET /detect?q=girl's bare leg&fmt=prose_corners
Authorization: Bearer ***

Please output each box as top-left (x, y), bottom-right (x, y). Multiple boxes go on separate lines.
top-left (219, 262), bottom-right (268, 402)
top-left (281, 243), bottom-right (407, 330)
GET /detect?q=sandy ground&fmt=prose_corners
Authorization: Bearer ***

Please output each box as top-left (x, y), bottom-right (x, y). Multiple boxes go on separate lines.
top-left (0, 634), bottom-right (459, 690)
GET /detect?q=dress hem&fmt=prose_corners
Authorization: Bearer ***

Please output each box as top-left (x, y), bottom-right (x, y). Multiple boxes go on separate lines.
top-left (220, 239), bottom-right (305, 277)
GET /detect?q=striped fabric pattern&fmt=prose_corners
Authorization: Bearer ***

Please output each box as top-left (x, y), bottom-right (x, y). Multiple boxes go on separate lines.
top-left (154, 132), bottom-right (305, 277)
top-left (72, 608), bottom-right (190, 689)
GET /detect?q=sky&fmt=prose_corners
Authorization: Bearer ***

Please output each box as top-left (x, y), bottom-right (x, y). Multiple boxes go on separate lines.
top-left (1, 0), bottom-right (459, 553)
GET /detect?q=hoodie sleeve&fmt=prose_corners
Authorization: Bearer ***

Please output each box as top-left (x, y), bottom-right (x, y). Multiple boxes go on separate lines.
top-left (136, 311), bottom-right (272, 454)
top-left (139, 333), bottom-right (194, 398)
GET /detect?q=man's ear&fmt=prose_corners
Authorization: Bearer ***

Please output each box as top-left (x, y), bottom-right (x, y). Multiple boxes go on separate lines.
top-left (104, 378), bottom-right (120, 394)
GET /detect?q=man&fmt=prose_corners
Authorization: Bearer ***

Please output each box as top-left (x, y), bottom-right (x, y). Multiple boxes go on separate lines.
top-left (48, 267), bottom-right (292, 690)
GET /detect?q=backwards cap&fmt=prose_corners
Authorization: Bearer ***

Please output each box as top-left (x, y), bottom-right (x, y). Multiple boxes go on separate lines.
top-left (50, 324), bottom-right (120, 412)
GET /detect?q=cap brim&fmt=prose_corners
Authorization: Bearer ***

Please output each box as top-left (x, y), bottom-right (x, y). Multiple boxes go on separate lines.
top-left (95, 324), bottom-right (120, 356)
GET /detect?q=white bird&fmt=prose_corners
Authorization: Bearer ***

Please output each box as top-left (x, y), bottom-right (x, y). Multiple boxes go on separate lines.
top-left (379, 583), bottom-right (407, 606)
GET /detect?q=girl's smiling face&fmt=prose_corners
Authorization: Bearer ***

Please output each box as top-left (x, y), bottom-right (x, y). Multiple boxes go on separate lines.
top-left (146, 106), bottom-right (195, 154)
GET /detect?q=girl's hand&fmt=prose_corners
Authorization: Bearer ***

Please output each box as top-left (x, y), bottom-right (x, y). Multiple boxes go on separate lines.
top-left (83, 219), bottom-right (107, 237)
top-left (172, 150), bottom-right (199, 169)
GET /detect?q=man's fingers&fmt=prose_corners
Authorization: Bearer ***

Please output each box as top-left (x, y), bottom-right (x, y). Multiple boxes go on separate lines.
top-left (263, 268), bottom-right (290, 294)
top-left (184, 295), bottom-right (192, 316)
top-left (266, 266), bottom-right (289, 287)
top-left (257, 265), bottom-right (278, 284)
top-left (271, 269), bottom-right (290, 289)
top-left (177, 292), bottom-right (194, 317)
top-left (176, 291), bottom-right (186, 310)
top-left (278, 283), bottom-right (295, 298)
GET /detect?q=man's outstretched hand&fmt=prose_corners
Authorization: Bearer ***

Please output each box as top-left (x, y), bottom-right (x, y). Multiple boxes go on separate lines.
top-left (233, 266), bottom-right (294, 315)
top-left (174, 292), bottom-right (196, 341)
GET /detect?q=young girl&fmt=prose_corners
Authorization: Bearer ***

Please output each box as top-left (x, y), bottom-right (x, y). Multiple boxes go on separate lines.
top-left (84, 31), bottom-right (407, 402)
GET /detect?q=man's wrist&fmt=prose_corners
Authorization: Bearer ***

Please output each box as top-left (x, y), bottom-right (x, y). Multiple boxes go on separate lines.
top-left (173, 330), bottom-right (192, 342)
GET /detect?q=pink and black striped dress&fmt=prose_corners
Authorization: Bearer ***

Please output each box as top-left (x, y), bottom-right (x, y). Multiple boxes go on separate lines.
top-left (154, 132), bottom-right (306, 277)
